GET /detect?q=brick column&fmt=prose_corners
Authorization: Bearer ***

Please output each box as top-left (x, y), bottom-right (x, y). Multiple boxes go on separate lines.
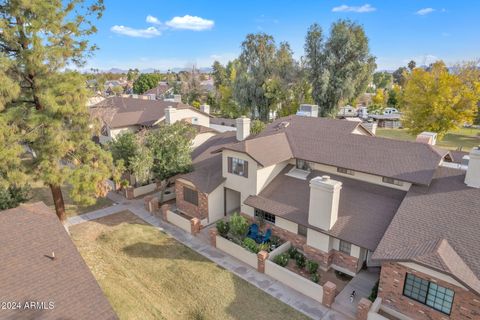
top-left (150, 197), bottom-right (159, 212)
top-left (356, 298), bottom-right (372, 320)
top-left (144, 195), bottom-right (153, 211)
top-left (322, 281), bottom-right (337, 308)
top-left (257, 251), bottom-right (269, 273)
top-left (190, 218), bottom-right (201, 235)
top-left (161, 204), bottom-right (170, 221)
top-left (125, 186), bottom-right (134, 200)
top-left (209, 228), bottom-right (217, 247)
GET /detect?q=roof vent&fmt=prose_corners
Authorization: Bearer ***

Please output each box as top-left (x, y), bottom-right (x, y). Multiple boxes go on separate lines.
top-left (276, 121), bottom-right (290, 129)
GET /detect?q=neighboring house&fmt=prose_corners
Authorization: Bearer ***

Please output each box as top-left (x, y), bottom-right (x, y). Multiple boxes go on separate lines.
top-left (0, 202), bottom-right (117, 320)
top-left (174, 115), bottom-right (480, 320)
top-left (90, 96), bottom-right (211, 143)
top-left (337, 105), bottom-right (357, 118)
top-left (143, 82), bottom-right (173, 100)
top-left (209, 117), bottom-right (237, 132)
top-left (369, 113), bottom-right (402, 128)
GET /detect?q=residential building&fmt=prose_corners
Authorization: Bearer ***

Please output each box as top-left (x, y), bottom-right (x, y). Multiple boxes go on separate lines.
top-left (90, 96), bottom-right (212, 143)
top-left (0, 202), bottom-right (117, 320)
top-left (143, 82), bottom-right (173, 100)
top-left (174, 115), bottom-right (480, 320)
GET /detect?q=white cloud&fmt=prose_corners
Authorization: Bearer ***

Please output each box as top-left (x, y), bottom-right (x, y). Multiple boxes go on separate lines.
top-left (165, 15), bottom-right (214, 31)
top-left (146, 15), bottom-right (161, 25)
top-left (110, 25), bottom-right (161, 38)
top-left (416, 8), bottom-right (435, 15)
top-left (332, 4), bottom-right (376, 13)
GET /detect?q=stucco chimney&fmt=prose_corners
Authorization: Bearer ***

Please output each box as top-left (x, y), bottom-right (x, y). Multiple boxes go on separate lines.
top-left (465, 146), bottom-right (480, 188)
top-left (200, 104), bottom-right (210, 114)
top-left (165, 106), bottom-right (177, 125)
top-left (173, 94), bottom-right (182, 103)
top-left (236, 116), bottom-right (251, 141)
top-left (308, 175), bottom-right (342, 230)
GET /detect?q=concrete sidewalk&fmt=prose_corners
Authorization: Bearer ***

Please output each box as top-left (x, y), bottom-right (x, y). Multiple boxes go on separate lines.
top-left (67, 192), bottom-right (354, 320)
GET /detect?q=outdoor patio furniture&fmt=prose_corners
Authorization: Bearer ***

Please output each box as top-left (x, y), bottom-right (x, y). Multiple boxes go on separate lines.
top-left (247, 223), bottom-right (259, 240)
top-left (257, 228), bottom-right (272, 244)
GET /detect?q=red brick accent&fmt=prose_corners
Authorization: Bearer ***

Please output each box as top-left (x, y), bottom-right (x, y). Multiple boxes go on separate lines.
top-left (356, 298), bottom-right (372, 320)
top-left (257, 250), bottom-right (269, 273)
top-left (161, 204), bottom-right (170, 221)
top-left (379, 262), bottom-right (480, 320)
top-left (209, 228), bottom-right (217, 247)
top-left (124, 186), bottom-right (134, 200)
top-left (175, 180), bottom-right (208, 219)
top-left (190, 218), bottom-right (201, 235)
top-left (322, 281), bottom-right (337, 307)
top-left (331, 250), bottom-right (359, 274)
top-left (144, 196), bottom-right (159, 213)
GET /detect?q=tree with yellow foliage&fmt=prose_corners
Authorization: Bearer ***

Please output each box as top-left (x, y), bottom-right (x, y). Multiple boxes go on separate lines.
top-left (401, 61), bottom-right (480, 138)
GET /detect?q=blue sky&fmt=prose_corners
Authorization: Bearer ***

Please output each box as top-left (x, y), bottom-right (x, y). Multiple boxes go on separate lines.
top-left (86, 1), bottom-right (480, 71)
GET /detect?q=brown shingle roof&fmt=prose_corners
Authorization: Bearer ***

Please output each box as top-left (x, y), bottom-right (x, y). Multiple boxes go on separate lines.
top-left (180, 131), bottom-right (238, 193)
top-left (0, 202), bottom-right (117, 320)
top-left (373, 167), bottom-right (480, 293)
top-left (225, 116), bottom-right (443, 186)
top-left (244, 165), bottom-right (406, 250)
top-left (90, 97), bottom-right (207, 129)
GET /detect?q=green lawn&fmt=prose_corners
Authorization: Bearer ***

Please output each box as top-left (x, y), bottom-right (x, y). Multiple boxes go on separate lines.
top-left (70, 211), bottom-right (310, 320)
top-left (376, 127), bottom-right (480, 151)
top-left (28, 181), bottom-right (113, 217)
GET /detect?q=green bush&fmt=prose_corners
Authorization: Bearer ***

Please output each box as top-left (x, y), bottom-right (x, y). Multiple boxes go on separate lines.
top-left (230, 213), bottom-right (249, 239)
top-left (258, 243), bottom-right (270, 252)
top-left (295, 252), bottom-right (306, 268)
top-left (242, 237), bottom-right (259, 253)
top-left (310, 273), bottom-right (320, 283)
top-left (269, 235), bottom-right (282, 248)
top-left (306, 260), bottom-right (319, 274)
top-left (273, 253), bottom-right (289, 267)
top-left (368, 280), bottom-right (379, 302)
top-left (216, 221), bottom-right (230, 237)
top-left (288, 246), bottom-right (298, 259)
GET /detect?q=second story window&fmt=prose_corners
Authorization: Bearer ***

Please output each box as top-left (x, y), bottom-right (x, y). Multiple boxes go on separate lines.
top-left (337, 167), bottom-right (355, 175)
top-left (228, 157), bottom-right (248, 178)
top-left (382, 177), bottom-right (404, 186)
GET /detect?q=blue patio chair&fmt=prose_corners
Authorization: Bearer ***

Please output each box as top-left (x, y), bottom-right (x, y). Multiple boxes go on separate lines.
top-left (257, 228), bottom-right (272, 244)
top-left (247, 223), bottom-right (259, 240)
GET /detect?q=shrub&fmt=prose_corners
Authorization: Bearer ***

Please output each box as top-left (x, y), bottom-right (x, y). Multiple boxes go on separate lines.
top-left (269, 235), bottom-right (282, 248)
top-left (258, 243), bottom-right (270, 252)
top-left (306, 260), bottom-right (319, 274)
top-left (242, 237), bottom-right (259, 253)
top-left (310, 273), bottom-right (320, 283)
top-left (295, 252), bottom-right (306, 268)
top-left (368, 280), bottom-right (379, 302)
top-left (288, 246), bottom-right (298, 259)
top-left (216, 221), bottom-right (230, 237)
top-left (230, 213), bottom-right (249, 239)
top-left (273, 253), bottom-right (289, 267)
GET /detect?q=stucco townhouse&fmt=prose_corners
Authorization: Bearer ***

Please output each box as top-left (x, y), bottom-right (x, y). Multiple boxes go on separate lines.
top-left (174, 114), bottom-right (480, 320)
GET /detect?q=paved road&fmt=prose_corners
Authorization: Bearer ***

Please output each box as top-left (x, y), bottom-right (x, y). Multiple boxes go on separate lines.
top-left (67, 192), bottom-right (354, 320)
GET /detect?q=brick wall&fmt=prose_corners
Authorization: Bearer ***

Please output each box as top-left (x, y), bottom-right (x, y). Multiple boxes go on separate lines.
top-left (239, 213), bottom-right (359, 274)
top-left (379, 262), bottom-right (480, 320)
top-left (175, 180), bottom-right (208, 220)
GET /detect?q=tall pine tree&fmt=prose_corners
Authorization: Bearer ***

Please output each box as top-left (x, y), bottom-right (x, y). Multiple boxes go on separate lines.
top-left (0, 0), bottom-right (116, 221)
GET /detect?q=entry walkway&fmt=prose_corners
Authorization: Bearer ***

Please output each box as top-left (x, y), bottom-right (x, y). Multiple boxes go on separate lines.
top-left (332, 269), bottom-right (379, 318)
top-left (67, 192), bottom-right (354, 320)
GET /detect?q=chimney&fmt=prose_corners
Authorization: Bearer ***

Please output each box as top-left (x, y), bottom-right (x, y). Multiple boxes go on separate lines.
top-left (416, 132), bottom-right (437, 145)
top-left (173, 94), bottom-right (182, 103)
top-left (465, 146), bottom-right (480, 188)
top-left (200, 104), bottom-right (210, 114)
top-left (236, 116), bottom-right (251, 141)
top-left (165, 106), bottom-right (178, 125)
top-left (308, 176), bottom-right (342, 230)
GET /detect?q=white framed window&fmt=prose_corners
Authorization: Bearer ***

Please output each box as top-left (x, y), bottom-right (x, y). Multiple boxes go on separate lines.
top-left (337, 167), bottom-right (355, 175)
top-left (228, 157), bottom-right (248, 178)
top-left (382, 177), bottom-right (404, 186)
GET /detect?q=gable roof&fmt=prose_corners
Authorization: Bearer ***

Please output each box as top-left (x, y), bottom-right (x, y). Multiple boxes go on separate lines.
top-left (0, 202), bottom-right (117, 319)
top-left (90, 97), bottom-right (206, 129)
top-left (224, 116), bottom-right (443, 185)
top-left (143, 83), bottom-right (171, 96)
top-left (373, 167), bottom-right (480, 293)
